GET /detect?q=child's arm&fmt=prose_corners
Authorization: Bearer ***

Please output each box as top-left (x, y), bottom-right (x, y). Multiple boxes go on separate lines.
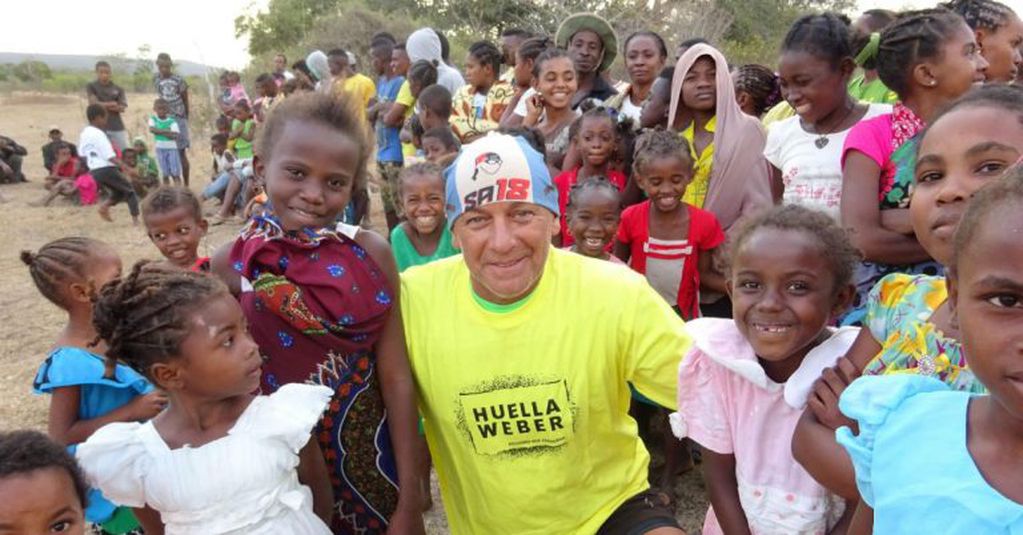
top-left (356, 230), bottom-right (426, 535)
top-left (383, 102), bottom-right (408, 128)
top-left (791, 355), bottom-right (862, 500)
top-left (846, 502), bottom-right (873, 535)
top-left (698, 247), bottom-right (728, 294)
top-left (701, 449), bottom-right (754, 535)
top-left (132, 506), bottom-right (164, 534)
top-left (297, 436), bottom-right (334, 524)
top-left (792, 410), bottom-right (859, 500)
top-left (842, 152), bottom-right (931, 264)
top-left (48, 387), bottom-right (167, 446)
top-left (229, 121), bottom-right (242, 140)
top-left (181, 87), bottom-right (190, 117)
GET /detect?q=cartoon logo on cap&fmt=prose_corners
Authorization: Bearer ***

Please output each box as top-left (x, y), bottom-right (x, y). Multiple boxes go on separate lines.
top-left (471, 152), bottom-right (502, 181)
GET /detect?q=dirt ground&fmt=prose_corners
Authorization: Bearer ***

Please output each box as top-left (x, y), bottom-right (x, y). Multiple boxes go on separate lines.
top-left (0, 91), bottom-right (708, 533)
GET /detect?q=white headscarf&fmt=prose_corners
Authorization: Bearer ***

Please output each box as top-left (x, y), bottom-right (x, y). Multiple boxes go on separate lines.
top-left (305, 50), bottom-right (330, 91)
top-left (406, 28), bottom-right (465, 95)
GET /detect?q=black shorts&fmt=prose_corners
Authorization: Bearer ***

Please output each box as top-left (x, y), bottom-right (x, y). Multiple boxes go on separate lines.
top-left (596, 490), bottom-right (680, 535)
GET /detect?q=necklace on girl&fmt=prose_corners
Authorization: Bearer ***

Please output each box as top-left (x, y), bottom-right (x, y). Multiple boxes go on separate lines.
top-left (812, 100), bottom-right (856, 149)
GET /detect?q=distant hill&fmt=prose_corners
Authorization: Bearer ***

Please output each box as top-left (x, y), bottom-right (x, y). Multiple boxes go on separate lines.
top-left (0, 52), bottom-right (219, 76)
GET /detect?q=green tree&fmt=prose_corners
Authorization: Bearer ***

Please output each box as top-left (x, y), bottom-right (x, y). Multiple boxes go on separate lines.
top-left (235, 0), bottom-right (345, 56)
top-left (12, 60), bottom-right (51, 82)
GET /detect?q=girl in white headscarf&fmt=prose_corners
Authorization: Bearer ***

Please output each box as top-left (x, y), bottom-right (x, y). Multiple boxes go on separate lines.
top-left (406, 28), bottom-right (465, 94)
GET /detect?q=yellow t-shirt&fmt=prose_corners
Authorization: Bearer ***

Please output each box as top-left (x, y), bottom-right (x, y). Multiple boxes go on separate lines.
top-left (681, 115), bottom-right (715, 208)
top-left (343, 73), bottom-right (376, 111)
top-left (396, 79), bottom-right (417, 159)
top-left (401, 248), bottom-right (690, 535)
top-left (761, 100), bottom-right (796, 127)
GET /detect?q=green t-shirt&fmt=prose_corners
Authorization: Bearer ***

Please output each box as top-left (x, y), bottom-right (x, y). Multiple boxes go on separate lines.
top-left (848, 73), bottom-right (898, 105)
top-left (231, 119), bottom-right (256, 159)
top-left (390, 223), bottom-right (458, 272)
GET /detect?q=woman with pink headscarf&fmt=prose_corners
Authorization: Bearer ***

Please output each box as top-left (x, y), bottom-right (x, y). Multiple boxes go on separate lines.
top-left (668, 43), bottom-right (773, 316)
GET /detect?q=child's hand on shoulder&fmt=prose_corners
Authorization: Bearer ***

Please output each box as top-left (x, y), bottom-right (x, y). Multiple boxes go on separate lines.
top-left (808, 356), bottom-right (859, 432)
top-left (127, 391), bottom-right (169, 421)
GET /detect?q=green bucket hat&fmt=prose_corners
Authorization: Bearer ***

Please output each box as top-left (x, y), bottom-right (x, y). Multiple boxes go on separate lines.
top-left (556, 12), bottom-right (618, 73)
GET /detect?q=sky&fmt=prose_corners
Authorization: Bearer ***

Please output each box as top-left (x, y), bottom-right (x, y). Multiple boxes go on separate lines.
top-left (3, 0), bottom-right (1022, 70)
top-left (2, 0), bottom-right (270, 70)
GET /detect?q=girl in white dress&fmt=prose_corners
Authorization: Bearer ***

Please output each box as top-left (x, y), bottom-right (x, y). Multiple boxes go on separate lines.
top-left (76, 262), bottom-right (334, 535)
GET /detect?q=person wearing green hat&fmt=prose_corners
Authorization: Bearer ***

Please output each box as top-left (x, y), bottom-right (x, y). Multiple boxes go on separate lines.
top-left (401, 132), bottom-right (688, 534)
top-left (556, 12), bottom-right (620, 108)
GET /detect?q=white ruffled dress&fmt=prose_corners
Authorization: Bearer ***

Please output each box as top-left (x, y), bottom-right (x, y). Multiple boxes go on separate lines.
top-left (76, 384), bottom-right (333, 535)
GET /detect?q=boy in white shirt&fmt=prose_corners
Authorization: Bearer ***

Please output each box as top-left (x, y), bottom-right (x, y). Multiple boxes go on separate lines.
top-left (79, 104), bottom-right (139, 224)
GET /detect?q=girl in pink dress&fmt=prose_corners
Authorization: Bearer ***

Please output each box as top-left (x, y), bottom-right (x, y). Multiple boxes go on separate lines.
top-left (672, 205), bottom-right (861, 534)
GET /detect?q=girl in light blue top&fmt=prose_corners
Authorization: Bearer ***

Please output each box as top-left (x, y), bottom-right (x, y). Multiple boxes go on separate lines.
top-left (838, 169), bottom-right (1023, 533)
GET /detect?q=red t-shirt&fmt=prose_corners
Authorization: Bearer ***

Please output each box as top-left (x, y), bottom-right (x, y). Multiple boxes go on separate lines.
top-left (553, 167), bottom-right (627, 247)
top-left (54, 157), bottom-right (79, 179)
top-left (616, 201), bottom-right (725, 319)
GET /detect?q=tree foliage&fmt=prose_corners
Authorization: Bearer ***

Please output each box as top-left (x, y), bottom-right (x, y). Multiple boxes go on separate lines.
top-left (235, 0), bottom-right (858, 71)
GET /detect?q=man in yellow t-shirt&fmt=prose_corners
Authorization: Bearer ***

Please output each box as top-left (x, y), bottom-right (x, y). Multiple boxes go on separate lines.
top-left (326, 48), bottom-right (376, 116)
top-left (401, 133), bottom-right (690, 535)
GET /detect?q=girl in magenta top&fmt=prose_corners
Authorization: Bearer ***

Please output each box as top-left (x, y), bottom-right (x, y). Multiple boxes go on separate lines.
top-left (839, 8), bottom-right (988, 325)
top-left (615, 129), bottom-right (725, 319)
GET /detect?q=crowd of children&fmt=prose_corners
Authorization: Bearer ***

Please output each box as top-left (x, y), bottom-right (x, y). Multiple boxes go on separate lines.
top-left (5, 0), bottom-right (1023, 533)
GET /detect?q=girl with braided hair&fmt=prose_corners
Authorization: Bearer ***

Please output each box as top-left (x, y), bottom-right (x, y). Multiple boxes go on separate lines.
top-left (733, 64), bottom-right (781, 118)
top-left (210, 92), bottom-right (424, 534)
top-left (23, 237), bottom-right (162, 535)
top-left (767, 13), bottom-right (891, 219)
top-left (450, 41), bottom-right (514, 143)
top-left (944, 0), bottom-right (1023, 82)
top-left (615, 128), bottom-right (726, 320)
top-left (848, 9), bottom-right (899, 103)
top-left (75, 261), bottom-right (334, 534)
top-left (563, 175), bottom-right (624, 263)
top-left (839, 7), bottom-right (988, 326)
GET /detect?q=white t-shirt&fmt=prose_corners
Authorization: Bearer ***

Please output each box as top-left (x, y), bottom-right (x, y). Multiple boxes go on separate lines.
top-left (78, 125), bottom-right (116, 170)
top-left (618, 95), bottom-right (643, 122)
top-left (764, 103), bottom-right (890, 221)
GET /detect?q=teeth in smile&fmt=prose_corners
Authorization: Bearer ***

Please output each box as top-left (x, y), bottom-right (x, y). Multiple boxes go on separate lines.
top-left (755, 324), bottom-right (789, 333)
top-left (584, 238), bottom-right (603, 247)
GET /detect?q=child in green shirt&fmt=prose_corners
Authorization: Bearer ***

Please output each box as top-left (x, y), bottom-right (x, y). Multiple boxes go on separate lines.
top-left (389, 162), bottom-right (458, 272)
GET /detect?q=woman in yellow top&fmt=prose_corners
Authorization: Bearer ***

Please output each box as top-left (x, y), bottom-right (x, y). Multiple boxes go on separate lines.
top-left (450, 41), bottom-right (514, 143)
top-left (669, 43), bottom-right (773, 317)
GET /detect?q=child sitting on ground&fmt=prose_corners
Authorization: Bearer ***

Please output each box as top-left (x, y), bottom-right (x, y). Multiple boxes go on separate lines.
top-left (0, 430), bottom-right (90, 535)
top-left (142, 187), bottom-right (211, 272)
top-left (420, 126), bottom-right (460, 166)
top-left (149, 98), bottom-right (182, 186)
top-left (77, 263), bottom-right (334, 534)
top-left (31, 143), bottom-right (95, 207)
top-left (121, 148), bottom-right (159, 198)
top-left (201, 133), bottom-right (237, 203)
top-left (674, 205), bottom-right (858, 534)
top-left (564, 176), bottom-right (625, 263)
top-left (41, 126), bottom-right (77, 173)
top-left (390, 162), bottom-right (459, 272)
top-left (22, 238), bottom-right (163, 534)
top-left (131, 137), bottom-right (159, 183)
